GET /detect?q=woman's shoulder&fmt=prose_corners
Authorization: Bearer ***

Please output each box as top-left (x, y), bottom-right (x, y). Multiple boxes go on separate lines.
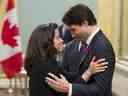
top-left (35, 58), bottom-right (61, 73)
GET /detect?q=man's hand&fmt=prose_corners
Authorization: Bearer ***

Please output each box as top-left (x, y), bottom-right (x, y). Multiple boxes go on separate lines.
top-left (45, 73), bottom-right (70, 93)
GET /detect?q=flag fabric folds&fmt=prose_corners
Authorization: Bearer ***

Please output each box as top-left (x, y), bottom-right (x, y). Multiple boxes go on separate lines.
top-left (0, 0), bottom-right (23, 78)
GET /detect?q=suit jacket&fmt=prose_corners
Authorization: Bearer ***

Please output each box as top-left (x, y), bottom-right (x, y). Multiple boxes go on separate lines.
top-left (58, 25), bottom-right (73, 44)
top-left (62, 30), bottom-right (115, 96)
top-left (29, 57), bottom-right (65, 96)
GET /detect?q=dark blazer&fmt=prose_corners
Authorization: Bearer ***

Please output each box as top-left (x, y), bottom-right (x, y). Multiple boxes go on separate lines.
top-left (58, 25), bottom-right (73, 44)
top-left (62, 30), bottom-right (115, 96)
top-left (29, 57), bottom-right (65, 96)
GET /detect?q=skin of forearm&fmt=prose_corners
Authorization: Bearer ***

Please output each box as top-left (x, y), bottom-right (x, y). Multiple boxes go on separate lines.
top-left (82, 69), bottom-right (92, 81)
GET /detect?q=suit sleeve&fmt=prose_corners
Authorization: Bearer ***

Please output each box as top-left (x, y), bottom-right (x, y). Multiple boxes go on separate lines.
top-left (71, 81), bottom-right (100, 96)
top-left (93, 42), bottom-right (115, 93)
top-left (71, 42), bottom-right (115, 96)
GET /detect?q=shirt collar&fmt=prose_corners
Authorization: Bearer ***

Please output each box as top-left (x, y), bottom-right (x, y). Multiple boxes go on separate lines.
top-left (78, 27), bottom-right (100, 51)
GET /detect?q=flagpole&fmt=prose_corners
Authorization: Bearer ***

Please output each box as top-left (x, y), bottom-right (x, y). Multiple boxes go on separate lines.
top-left (8, 79), bottom-right (14, 94)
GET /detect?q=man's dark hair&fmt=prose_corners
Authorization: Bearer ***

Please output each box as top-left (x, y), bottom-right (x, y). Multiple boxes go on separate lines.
top-left (62, 4), bottom-right (97, 26)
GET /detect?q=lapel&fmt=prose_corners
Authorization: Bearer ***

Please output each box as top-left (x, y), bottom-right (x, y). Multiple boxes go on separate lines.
top-left (72, 40), bottom-right (89, 73)
top-left (78, 30), bottom-right (103, 74)
top-left (73, 40), bottom-right (83, 62)
top-left (69, 40), bottom-right (85, 72)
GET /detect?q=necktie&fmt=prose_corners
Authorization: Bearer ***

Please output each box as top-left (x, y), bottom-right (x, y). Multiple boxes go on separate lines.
top-left (80, 43), bottom-right (88, 53)
top-left (79, 43), bottom-right (88, 74)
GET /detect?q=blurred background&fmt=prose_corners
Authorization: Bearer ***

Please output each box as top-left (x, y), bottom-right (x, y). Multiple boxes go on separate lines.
top-left (0, 0), bottom-right (128, 96)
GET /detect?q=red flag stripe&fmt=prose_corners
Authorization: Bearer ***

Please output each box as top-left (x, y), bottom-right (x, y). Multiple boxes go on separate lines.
top-left (0, 52), bottom-right (23, 78)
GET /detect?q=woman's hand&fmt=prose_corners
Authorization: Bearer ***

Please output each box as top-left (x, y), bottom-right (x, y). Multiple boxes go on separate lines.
top-left (82, 56), bottom-right (108, 81)
top-left (45, 73), bottom-right (70, 93)
top-left (88, 56), bottom-right (108, 74)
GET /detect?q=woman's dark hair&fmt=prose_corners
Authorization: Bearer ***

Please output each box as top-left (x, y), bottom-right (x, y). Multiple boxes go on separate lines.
top-left (62, 4), bottom-right (97, 26)
top-left (24, 23), bottom-right (58, 75)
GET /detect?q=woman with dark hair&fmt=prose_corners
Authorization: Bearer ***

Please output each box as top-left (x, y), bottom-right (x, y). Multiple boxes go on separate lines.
top-left (24, 23), bottom-right (108, 96)
top-left (24, 23), bottom-right (65, 96)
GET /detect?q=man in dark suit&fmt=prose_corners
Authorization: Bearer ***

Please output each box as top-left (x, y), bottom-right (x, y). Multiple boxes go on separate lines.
top-left (46, 4), bottom-right (115, 96)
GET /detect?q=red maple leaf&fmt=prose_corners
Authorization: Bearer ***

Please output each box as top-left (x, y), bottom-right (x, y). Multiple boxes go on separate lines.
top-left (1, 19), bottom-right (19, 47)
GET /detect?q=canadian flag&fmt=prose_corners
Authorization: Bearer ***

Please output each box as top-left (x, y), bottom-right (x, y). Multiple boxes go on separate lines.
top-left (0, 0), bottom-right (23, 78)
